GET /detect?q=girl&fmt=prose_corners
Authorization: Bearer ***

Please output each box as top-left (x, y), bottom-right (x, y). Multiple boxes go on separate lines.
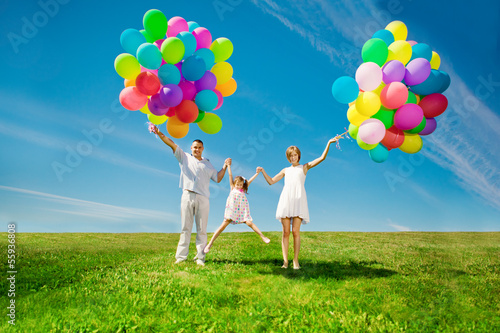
top-left (258, 135), bottom-right (344, 269)
top-left (204, 161), bottom-right (270, 254)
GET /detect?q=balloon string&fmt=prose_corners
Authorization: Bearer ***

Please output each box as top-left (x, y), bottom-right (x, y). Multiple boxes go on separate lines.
top-left (147, 122), bottom-right (159, 138)
top-left (333, 129), bottom-right (349, 151)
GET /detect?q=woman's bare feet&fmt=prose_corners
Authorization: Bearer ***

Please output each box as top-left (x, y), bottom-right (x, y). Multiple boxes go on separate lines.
top-left (281, 260), bottom-right (288, 269)
top-left (293, 260), bottom-right (300, 270)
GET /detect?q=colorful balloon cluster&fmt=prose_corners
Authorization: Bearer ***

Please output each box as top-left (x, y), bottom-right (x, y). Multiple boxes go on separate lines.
top-left (331, 21), bottom-right (450, 163)
top-left (114, 9), bottom-right (237, 138)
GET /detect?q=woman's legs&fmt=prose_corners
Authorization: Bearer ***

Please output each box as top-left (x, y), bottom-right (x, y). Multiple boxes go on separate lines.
top-left (204, 219), bottom-right (231, 253)
top-left (291, 217), bottom-right (302, 269)
top-left (281, 218), bottom-right (291, 268)
top-left (244, 220), bottom-right (270, 243)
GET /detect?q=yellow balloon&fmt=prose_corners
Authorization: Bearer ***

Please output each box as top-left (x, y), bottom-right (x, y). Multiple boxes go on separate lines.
top-left (430, 51), bottom-right (441, 70)
top-left (357, 136), bottom-right (378, 150)
top-left (373, 82), bottom-right (386, 96)
top-left (147, 113), bottom-right (167, 125)
top-left (216, 77), bottom-right (237, 97)
top-left (399, 133), bottom-right (422, 154)
top-left (167, 116), bottom-right (189, 138)
top-left (114, 53), bottom-right (141, 80)
top-left (124, 78), bottom-right (135, 88)
top-left (211, 62), bottom-right (233, 85)
top-left (347, 105), bottom-right (369, 126)
top-left (355, 91), bottom-right (381, 117)
top-left (387, 40), bottom-right (412, 65)
top-left (140, 104), bottom-right (152, 115)
top-left (385, 21), bottom-right (407, 41)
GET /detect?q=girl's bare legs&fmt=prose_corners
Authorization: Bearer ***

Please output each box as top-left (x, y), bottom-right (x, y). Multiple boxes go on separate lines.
top-left (292, 217), bottom-right (302, 269)
top-left (204, 220), bottom-right (231, 253)
top-left (281, 218), bottom-right (291, 268)
top-left (244, 220), bottom-right (270, 243)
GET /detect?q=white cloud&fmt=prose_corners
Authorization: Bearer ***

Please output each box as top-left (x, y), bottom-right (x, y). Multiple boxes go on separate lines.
top-left (387, 219), bottom-right (412, 231)
top-left (0, 185), bottom-right (177, 223)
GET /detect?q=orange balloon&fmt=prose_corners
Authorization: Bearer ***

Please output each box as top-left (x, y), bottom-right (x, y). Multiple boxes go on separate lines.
top-left (124, 78), bottom-right (135, 87)
top-left (167, 116), bottom-right (189, 139)
top-left (216, 78), bottom-right (237, 97)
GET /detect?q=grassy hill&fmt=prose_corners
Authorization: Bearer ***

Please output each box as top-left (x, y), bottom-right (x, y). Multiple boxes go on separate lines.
top-left (1, 232), bottom-right (499, 332)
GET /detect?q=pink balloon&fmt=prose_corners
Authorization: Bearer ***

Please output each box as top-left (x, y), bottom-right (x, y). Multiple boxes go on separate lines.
top-left (382, 60), bottom-right (405, 84)
top-left (154, 39), bottom-right (164, 49)
top-left (355, 62), bottom-right (383, 91)
top-left (380, 82), bottom-right (408, 109)
top-left (418, 93), bottom-right (448, 118)
top-left (167, 16), bottom-right (188, 38)
top-left (419, 118), bottom-right (437, 135)
top-left (178, 80), bottom-right (197, 100)
top-left (394, 104), bottom-right (424, 130)
top-left (119, 87), bottom-right (148, 111)
top-left (141, 66), bottom-right (158, 76)
top-left (358, 118), bottom-right (386, 144)
top-left (192, 27), bottom-right (212, 50)
top-left (214, 89), bottom-right (223, 110)
top-left (407, 40), bottom-right (418, 46)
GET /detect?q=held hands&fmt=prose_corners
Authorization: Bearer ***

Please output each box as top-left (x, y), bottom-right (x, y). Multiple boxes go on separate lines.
top-left (224, 158), bottom-right (232, 168)
top-left (256, 167), bottom-right (263, 173)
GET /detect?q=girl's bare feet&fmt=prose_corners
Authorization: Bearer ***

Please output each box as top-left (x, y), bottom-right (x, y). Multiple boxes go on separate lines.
top-left (203, 245), bottom-right (211, 254)
top-left (262, 236), bottom-right (270, 244)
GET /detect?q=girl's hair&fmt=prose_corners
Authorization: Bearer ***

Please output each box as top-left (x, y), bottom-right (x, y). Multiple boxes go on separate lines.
top-left (234, 176), bottom-right (249, 194)
top-left (285, 146), bottom-right (301, 162)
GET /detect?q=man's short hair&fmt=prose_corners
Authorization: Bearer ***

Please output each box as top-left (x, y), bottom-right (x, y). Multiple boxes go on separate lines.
top-left (192, 139), bottom-right (204, 146)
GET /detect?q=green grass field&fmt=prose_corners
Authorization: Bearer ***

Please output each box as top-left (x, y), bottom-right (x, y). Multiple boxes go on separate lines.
top-left (1, 232), bottom-right (499, 332)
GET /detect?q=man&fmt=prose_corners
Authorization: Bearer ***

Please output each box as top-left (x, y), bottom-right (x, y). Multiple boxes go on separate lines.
top-left (152, 126), bottom-right (230, 266)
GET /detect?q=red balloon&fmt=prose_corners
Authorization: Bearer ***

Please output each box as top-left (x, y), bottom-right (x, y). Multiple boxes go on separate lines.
top-left (418, 93), bottom-right (448, 118)
top-left (119, 86), bottom-right (148, 111)
top-left (175, 100), bottom-right (199, 123)
top-left (381, 126), bottom-right (405, 149)
top-left (380, 82), bottom-right (408, 109)
top-left (135, 72), bottom-right (161, 96)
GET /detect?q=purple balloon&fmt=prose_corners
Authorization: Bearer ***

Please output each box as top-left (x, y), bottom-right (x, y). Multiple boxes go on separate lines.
top-left (394, 103), bottom-right (424, 130)
top-left (405, 58), bottom-right (431, 86)
top-left (419, 117), bottom-right (437, 135)
top-left (178, 80), bottom-right (196, 100)
top-left (194, 71), bottom-right (217, 91)
top-left (159, 84), bottom-right (183, 107)
top-left (148, 94), bottom-right (169, 116)
top-left (382, 60), bottom-right (405, 84)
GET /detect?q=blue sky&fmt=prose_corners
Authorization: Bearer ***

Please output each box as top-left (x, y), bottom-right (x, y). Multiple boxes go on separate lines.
top-left (1, 0), bottom-right (499, 233)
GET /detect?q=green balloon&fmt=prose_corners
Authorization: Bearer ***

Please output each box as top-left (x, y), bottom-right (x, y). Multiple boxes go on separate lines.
top-left (161, 37), bottom-right (185, 64)
top-left (197, 112), bottom-right (222, 134)
top-left (140, 29), bottom-right (155, 43)
top-left (348, 123), bottom-right (358, 140)
top-left (143, 9), bottom-right (168, 41)
top-left (406, 117), bottom-right (426, 134)
top-left (361, 38), bottom-right (388, 67)
top-left (406, 91), bottom-right (417, 104)
top-left (210, 38), bottom-right (234, 63)
top-left (372, 109), bottom-right (395, 129)
top-left (357, 136), bottom-right (378, 150)
top-left (194, 110), bottom-right (206, 123)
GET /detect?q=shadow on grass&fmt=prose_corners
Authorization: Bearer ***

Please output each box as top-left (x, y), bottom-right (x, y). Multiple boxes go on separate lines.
top-left (210, 258), bottom-right (397, 280)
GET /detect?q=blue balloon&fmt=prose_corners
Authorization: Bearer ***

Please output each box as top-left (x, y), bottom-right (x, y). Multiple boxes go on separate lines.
top-left (177, 31), bottom-right (197, 59)
top-left (410, 43), bottom-right (432, 62)
top-left (437, 70), bottom-right (451, 93)
top-left (136, 43), bottom-right (162, 70)
top-left (158, 64), bottom-right (181, 85)
top-left (188, 21), bottom-right (200, 32)
top-left (194, 48), bottom-right (215, 70)
top-left (410, 70), bottom-right (444, 96)
top-left (372, 29), bottom-right (394, 46)
top-left (120, 29), bottom-right (147, 55)
top-left (195, 89), bottom-right (218, 111)
top-left (331, 76), bottom-right (359, 104)
top-left (369, 144), bottom-right (389, 163)
top-left (182, 55), bottom-right (206, 81)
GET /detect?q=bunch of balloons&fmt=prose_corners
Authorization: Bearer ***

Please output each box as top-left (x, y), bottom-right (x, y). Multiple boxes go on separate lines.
top-left (114, 9), bottom-right (237, 138)
top-left (331, 21), bottom-right (450, 163)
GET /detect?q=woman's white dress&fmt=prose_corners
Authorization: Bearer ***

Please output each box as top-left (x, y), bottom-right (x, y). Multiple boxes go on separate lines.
top-left (275, 165), bottom-right (310, 224)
